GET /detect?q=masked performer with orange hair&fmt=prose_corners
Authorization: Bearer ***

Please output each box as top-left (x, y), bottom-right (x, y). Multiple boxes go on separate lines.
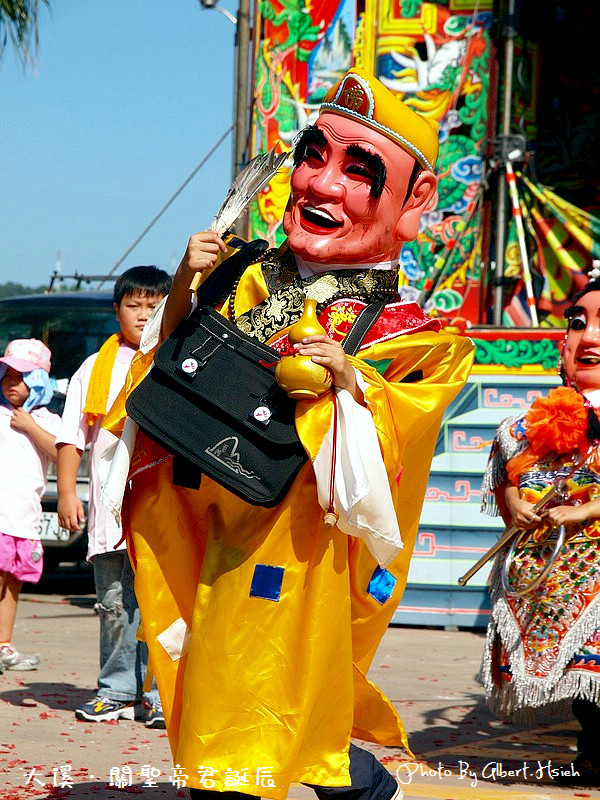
top-left (105, 68), bottom-right (473, 799)
top-left (481, 276), bottom-right (600, 785)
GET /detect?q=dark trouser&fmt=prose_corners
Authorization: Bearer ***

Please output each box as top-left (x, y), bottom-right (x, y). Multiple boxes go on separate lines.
top-left (189, 744), bottom-right (397, 800)
top-left (573, 698), bottom-right (600, 762)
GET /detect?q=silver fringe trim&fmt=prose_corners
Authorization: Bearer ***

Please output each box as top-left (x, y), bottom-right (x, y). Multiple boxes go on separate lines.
top-left (481, 452), bottom-right (505, 517)
top-left (480, 557), bottom-right (600, 718)
top-left (480, 414), bottom-right (526, 517)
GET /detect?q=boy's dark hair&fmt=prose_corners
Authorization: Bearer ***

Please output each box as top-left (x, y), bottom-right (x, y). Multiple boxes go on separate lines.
top-left (114, 266), bottom-right (172, 306)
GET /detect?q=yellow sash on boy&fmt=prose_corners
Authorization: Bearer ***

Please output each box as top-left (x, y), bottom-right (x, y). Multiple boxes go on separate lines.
top-left (83, 333), bottom-right (122, 426)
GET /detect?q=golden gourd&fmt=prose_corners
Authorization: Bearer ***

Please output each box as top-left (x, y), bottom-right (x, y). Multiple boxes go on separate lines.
top-left (275, 298), bottom-right (334, 399)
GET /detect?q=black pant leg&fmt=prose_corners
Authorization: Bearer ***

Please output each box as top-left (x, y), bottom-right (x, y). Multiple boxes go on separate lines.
top-left (306, 744), bottom-right (397, 800)
top-left (572, 698), bottom-right (600, 762)
top-left (189, 744), bottom-right (397, 800)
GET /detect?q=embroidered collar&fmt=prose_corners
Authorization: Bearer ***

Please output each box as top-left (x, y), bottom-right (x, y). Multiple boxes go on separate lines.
top-left (232, 246), bottom-right (399, 342)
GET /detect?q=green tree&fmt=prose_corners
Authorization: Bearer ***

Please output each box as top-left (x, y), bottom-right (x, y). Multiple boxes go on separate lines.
top-left (0, 0), bottom-right (50, 65)
top-left (0, 281), bottom-right (46, 297)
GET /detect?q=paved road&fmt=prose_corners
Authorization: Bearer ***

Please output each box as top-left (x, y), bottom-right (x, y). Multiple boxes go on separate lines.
top-left (1, 566), bottom-right (597, 800)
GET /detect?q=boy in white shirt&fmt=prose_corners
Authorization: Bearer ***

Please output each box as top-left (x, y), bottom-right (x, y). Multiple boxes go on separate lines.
top-left (0, 339), bottom-right (61, 671)
top-left (57, 266), bottom-right (170, 724)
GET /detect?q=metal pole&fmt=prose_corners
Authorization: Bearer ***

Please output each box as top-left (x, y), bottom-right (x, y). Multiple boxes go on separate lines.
top-left (492, 0), bottom-right (517, 326)
top-left (231, 0), bottom-right (251, 236)
top-left (233, 0), bottom-right (251, 177)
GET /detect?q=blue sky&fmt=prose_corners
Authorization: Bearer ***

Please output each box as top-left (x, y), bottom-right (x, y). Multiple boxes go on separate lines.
top-left (1, 0), bottom-right (240, 287)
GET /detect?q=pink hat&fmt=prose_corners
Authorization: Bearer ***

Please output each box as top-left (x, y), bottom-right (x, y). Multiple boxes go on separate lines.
top-left (0, 339), bottom-right (52, 374)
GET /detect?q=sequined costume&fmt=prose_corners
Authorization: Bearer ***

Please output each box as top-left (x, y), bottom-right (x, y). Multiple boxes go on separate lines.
top-left (481, 413), bottom-right (600, 717)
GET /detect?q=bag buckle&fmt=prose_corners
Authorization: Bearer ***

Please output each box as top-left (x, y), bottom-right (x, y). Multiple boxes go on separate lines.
top-left (176, 355), bottom-right (205, 381)
top-left (176, 335), bottom-right (222, 381)
top-left (249, 404), bottom-right (273, 428)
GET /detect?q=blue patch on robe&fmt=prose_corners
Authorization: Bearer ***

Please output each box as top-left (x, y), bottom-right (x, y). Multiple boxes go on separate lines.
top-left (250, 564), bottom-right (284, 601)
top-left (367, 566), bottom-right (396, 604)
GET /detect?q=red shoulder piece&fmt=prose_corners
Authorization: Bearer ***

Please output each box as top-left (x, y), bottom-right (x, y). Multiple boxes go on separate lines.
top-left (268, 299), bottom-right (440, 355)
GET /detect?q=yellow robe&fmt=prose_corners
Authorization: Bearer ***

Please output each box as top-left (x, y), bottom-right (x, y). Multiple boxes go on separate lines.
top-left (113, 258), bottom-right (473, 798)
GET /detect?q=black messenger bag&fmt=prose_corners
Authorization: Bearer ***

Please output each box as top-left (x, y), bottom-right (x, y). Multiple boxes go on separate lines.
top-left (126, 305), bottom-right (306, 507)
top-left (126, 292), bottom-right (387, 507)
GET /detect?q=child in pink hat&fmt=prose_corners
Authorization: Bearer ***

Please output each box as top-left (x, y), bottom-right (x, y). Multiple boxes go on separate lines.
top-left (0, 338), bottom-right (61, 670)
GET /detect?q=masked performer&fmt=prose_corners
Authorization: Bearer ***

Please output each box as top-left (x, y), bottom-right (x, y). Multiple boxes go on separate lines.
top-left (106, 68), bottom-right (474, 799)
top-left (481, 276), bottom-right (600, 784)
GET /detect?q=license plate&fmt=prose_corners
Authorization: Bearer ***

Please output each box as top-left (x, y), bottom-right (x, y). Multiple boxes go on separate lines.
top-left (38, 512), bottom-right (71, 542)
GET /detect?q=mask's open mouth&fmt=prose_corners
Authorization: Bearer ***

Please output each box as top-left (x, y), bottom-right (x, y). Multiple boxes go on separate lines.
top-left (301, 206), bottom-right (343, 230)
top-left (578, 357), bottom-right (600, 365)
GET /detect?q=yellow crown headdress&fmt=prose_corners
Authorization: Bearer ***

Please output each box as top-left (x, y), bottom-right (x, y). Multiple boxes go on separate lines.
top-left (320, 67), bottom-right (439, 172)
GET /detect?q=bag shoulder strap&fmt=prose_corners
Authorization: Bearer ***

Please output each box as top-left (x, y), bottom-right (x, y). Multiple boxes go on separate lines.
top-left (196, 238), bottom-right (269, 307)
top-left (341, 300), bottom-right (388, 356)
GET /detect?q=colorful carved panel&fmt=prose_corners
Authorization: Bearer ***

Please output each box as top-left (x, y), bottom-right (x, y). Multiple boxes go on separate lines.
top-left (469, 328), bottom-right (563, 375)
top-left (248, 0), bottom-right (598, 330)
top-left (249, 0), bottom-right (493, 328)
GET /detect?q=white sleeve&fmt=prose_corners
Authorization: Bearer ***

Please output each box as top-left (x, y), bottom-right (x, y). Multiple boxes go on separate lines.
top-left (55, 356), bottom-right (96, 450)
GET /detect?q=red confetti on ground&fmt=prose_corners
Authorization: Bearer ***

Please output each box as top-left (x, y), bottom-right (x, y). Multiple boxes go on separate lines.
top-left (574, 794), bottom-right (591, 797)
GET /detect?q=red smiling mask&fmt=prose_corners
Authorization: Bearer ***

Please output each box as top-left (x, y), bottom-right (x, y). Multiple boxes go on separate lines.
top-left (283, 113), bottom-right (438, 265)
